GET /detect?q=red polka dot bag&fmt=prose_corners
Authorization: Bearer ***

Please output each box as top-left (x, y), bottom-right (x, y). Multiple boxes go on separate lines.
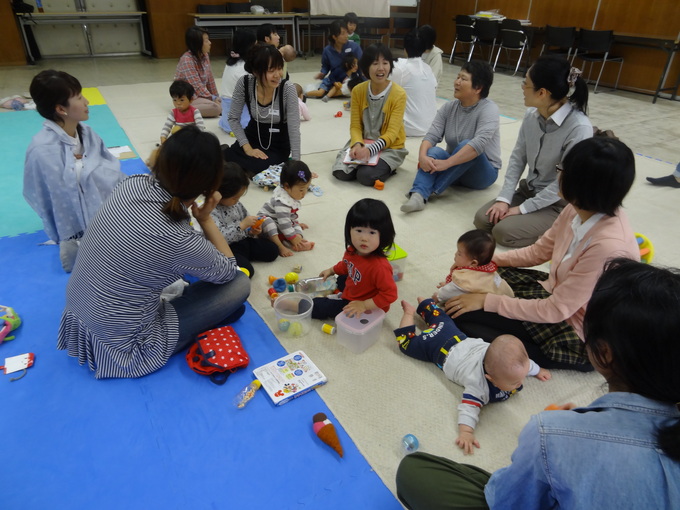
top-left (186, 326), bottom-right (250, 385)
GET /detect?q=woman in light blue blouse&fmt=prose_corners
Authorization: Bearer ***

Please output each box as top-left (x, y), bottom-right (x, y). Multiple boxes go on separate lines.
top-left (396, 259), bottom-right (680, 509)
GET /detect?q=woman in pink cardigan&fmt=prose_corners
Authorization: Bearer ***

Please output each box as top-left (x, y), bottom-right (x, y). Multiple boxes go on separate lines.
top-left (446, 137), bottom-right (639, 370)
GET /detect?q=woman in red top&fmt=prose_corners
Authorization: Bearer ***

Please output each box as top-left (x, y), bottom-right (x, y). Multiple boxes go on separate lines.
top-left (174, 26), bottom-right (221, 118)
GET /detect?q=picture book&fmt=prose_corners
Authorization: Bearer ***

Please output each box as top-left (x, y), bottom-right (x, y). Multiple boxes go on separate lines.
top-left (253, 350), bottom-right (327, 406)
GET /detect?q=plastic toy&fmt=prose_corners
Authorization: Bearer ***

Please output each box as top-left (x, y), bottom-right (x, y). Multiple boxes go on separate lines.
top-left (402, 433), bottom-right (419, 454)
top-left (0, 306), bottom-right (21, 343)
top-left (544, 404), bottom-right (561, 411)
top-left (238, 267), bottom-right (250, 278)
top-left (635, 233), bottom-right (654, 263)
top-left (334, 111), bottom-right (343, 118)
top-left (321, 323), bottom-right (336, 335)
top-left (284, 272), bottom-right (299, 285)
top-left (278, 318), bottom-right (291, 332)
top-left (246, 216), bottom-right (266, 233)
top-left (292, 265), bottom-right (303, 273)
top-left (289, 321), bottom-right (304, 337)
top-left (313, 412), bottom-right (343, 457)
top-left (272, 278), bottom-right (287, 293)
top-left (373, 179), bottom-right (384, 190)
top-left (233, 380), bottom-right (261, 409)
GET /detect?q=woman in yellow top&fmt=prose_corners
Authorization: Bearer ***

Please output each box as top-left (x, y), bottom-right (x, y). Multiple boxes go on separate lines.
top-left (331, 44), bottom-right (408, 187)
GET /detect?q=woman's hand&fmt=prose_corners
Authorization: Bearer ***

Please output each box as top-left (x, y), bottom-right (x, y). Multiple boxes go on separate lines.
top-left (350, 143), bottom-right (370, 162)
top-left (444, 293), bottom-right (486, 319)
top-left (246, 147), bottom-right (268, 160)
top-left (418, 154), bottom-right (437, 173)
top-left (485, 201), bottom-right (509, 224)
top-left (191, 191), bottom-right (222, 224)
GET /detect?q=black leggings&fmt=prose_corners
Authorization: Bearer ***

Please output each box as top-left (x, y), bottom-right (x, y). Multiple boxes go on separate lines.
top-left (456, 310), bottom-right (594, 372)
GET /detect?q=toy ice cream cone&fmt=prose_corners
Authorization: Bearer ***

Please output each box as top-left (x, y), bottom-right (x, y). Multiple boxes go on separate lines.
top-left (313, 412), bottom-right (343, 457)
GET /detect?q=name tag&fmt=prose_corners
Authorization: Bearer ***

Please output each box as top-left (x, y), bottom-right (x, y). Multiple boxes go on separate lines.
top-left (344, 48), bottom-right (352, 53)
top-left (271, 109), bottom-right (280, 116)
top-left (269, 128), bottom-right (280, 133)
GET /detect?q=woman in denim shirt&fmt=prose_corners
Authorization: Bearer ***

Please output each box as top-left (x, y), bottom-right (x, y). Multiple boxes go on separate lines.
top-left (396, 259), bottom-right (680, 509)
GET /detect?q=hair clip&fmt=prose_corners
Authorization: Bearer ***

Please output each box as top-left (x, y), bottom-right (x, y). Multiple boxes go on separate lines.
top-left (297, 170), bottom-right (308, 182)
top-left (568, 67), bottom-right (582, 87)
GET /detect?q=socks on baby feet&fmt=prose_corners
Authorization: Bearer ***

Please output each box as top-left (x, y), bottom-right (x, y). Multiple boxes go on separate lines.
top-left (59, 238), bottom-right (80, 273)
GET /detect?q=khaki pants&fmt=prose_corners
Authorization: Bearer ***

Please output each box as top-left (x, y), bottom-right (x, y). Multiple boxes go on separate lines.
top-left (473, 179), bottom-right (566, 248)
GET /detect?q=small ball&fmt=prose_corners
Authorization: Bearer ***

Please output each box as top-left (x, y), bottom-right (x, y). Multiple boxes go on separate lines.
top-left (285, 272), bottom-right (299, 284)
top-left (289, 321), bottom-right (304, 337)
top-left (278, 319), bottom-right (290, 332)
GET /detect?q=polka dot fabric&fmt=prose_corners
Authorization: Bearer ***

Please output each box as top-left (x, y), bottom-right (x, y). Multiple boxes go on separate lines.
top-left (186, 326), bottom-right (250, 384)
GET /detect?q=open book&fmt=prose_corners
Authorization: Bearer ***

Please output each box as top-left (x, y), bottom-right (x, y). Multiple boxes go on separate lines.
top-left (343, 139), bottom-right (380, 166)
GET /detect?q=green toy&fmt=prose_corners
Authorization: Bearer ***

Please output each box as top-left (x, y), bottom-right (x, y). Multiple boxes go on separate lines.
top-left (0, 305), bottom-right (21, 342)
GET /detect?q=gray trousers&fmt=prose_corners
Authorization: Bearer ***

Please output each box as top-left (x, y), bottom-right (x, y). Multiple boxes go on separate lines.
top-left (473, 179), bottom-right (566, 248)
top-left (396, 452), bottom-right (491, 510)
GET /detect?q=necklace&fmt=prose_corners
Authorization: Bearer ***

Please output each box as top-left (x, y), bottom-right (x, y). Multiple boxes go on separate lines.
top-left (255, 80), bottom-right (275, 151)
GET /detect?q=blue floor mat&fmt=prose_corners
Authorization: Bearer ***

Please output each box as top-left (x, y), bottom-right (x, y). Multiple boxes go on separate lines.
top-left (0, 232), bottom-right (400, 509)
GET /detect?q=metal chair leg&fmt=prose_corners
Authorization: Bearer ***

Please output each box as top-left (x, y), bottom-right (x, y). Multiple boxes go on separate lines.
top-left (513, 47), bottom-right (526, 76)
top-left (450, 40), bottom-right (457, 64)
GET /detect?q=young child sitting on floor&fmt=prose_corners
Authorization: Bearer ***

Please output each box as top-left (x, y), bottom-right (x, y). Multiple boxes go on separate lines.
top-left (160, 80), bottom-right (205, 144)
top-left (321, 55), bottom-right (359, 103)
top-left (395, 298), bottom-right (551, 454)
top-left (258, 160), bottom-right (315, 257)
top-left (312, 198), bottom-right (398, 320)
top-left (434, 229), bottom-right (514, 303)
top-left (294, 83), bottom-right (311, 121)
top-left (210, 162), bottom-right (279, 277)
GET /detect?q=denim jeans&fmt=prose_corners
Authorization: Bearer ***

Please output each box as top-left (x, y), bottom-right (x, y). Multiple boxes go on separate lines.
top-left (169, 272), bottom-right (251, 353)
top-left (410, 142), bottom-right (498, 199)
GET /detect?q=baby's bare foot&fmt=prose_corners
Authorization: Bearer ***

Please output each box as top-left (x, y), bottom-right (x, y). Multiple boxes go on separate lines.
top-left (293, 240), bottom-right (315, 252)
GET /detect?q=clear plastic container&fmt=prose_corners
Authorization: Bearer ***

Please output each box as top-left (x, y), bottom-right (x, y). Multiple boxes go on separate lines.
top-left (335, 308), bottom-right (386, 353)
top-left (273, 292), bottom-right (314, 338)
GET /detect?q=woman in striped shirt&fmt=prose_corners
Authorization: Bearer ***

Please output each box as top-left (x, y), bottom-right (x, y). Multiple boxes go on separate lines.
top-left (57, 127), bottom-right (250, 379)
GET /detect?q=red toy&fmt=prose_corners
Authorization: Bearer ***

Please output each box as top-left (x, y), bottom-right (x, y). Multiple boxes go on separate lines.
top-left (334, 111), bottom-right (343, 118)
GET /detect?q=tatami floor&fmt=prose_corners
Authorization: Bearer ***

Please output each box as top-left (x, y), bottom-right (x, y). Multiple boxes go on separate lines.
top-left (2, 51), bottom-right (680, 503)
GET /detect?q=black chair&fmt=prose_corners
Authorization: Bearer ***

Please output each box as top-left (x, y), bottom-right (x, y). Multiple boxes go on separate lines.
top-left (572, 29), bottom-right (624, 93)
top-left (358, 17), bottom-right (390, 46)
top-left (540, 25), bottom-right (576, 59)
top-left (470, 19), bottom-right (499, 63)
top-left (449, 15), bottom-right (476, 64)
top-left (226, 2), bottom-right (252, 13)
top-left (493, 19), bottom-right (528, 75)
top-left (388, 16), bottom-right (417, 49)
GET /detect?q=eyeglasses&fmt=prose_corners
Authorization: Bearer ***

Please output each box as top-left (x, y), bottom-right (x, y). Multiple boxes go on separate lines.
top-left (555, 164), bottom-right (564, 172)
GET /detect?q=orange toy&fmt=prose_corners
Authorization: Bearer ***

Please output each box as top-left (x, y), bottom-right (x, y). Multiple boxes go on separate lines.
top-left (246, 216), bottom-right (266, 233)
top-left (373, 179), bottom-right (384, 190)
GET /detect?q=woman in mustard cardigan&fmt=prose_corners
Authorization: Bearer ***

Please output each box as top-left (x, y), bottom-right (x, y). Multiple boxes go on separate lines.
top-left (331, 44), bottom-right (408, 187)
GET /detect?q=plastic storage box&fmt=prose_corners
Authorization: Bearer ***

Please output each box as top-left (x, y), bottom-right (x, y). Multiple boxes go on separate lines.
top-left (273, 292), bottom-right (314, 338)
top-left (335, 308), bottom-right (386, 353)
